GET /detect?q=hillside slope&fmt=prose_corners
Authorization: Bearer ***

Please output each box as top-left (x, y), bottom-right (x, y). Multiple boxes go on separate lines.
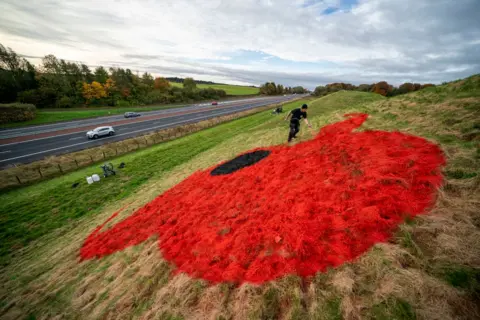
top-left (0, 76), bottom-right (479, 320)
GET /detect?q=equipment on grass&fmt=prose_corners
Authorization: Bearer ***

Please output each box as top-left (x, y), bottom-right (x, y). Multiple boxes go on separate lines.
top-left (101, 162), bottom-right (116, 177)
top-left (272, 106), bottom-right (283, 114)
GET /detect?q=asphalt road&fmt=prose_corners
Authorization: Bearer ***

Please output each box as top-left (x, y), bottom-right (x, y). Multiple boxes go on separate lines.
top-left (0, 95), bottom-right (302, 167)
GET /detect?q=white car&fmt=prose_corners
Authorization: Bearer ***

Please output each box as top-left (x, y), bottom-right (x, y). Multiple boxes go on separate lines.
top-left (86, 126), bottom-right (115, 139)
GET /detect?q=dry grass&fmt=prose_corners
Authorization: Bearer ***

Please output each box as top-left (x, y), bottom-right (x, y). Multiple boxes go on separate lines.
top-left (1, 82), bottom-right (479, 319)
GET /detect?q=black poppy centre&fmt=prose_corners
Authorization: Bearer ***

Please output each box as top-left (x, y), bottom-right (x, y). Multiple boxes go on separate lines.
top-left (210, 150), bottom-right (271, 176)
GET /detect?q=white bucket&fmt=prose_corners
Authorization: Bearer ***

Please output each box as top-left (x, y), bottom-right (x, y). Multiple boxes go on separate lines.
top-left (92, 174), bottom-right (100, 182)
top-left (86, 176), bottom-right (93, 184)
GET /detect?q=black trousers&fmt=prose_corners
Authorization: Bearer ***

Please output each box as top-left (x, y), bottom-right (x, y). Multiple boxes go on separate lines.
top-left (288, 119), bottom-right (300, 142)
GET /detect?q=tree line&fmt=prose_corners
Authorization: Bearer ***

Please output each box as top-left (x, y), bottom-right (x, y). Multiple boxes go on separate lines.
top-left (259, 82), bottom-right (308, 95)
top-left (313, 81), bottom-right (435, 97)
top-left (0, 44), bottom-right (227, 108)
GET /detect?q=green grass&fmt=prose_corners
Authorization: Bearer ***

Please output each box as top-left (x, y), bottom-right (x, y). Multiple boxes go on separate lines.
top-left (169, 82), bottom-right (259, 95)
top-left (312, 296), bottom-right (342, 320)
top-left (0, 99), bottom-right (309, 266)
top-left (0, 104), bottom-right (187, 129)
top-left (371, 297), bottom-right (417, 320)
top-left (445, 169), bottom-right (478, 179)
top-left (258, 287), bottom-right (280, 320)
top-left (435, 265), bottom-right (480, 298)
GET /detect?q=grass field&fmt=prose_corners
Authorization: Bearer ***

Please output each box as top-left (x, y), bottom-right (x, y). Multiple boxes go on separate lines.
top-left (1, 76), bottom-right (479, 319)
top-left (0, 104), bottom-right (189, 129)
top-left (170, 82), bottom-right (260, 95)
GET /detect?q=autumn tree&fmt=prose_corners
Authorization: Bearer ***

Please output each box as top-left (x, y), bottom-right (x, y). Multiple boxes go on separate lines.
top-left (371, 81), bottom-right (391, 96)
top-left (82, 81), bottom-right (107, 104)
top-left (104, 78), bottom-right (115, 92)
top-left (154, 77), bottom-right (171, 91)
top-left (398, 82), bottom-right (414, 94)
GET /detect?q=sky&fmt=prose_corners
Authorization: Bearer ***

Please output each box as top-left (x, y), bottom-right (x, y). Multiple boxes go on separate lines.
top-left (0, 0), bottom-right (479, 89)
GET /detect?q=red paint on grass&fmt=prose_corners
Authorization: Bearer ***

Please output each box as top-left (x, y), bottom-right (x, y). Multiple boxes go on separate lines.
top-left (80, 113), bottom-right (445, 284)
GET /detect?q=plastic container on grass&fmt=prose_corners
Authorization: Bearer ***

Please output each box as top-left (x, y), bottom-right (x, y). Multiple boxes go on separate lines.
top-left (92, 174), bottom-right (100, 182)
top-left (86, 176), bottom-right (93, 184)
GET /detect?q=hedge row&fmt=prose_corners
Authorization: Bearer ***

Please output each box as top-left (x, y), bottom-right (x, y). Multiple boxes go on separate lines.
top-left (0, 100), bottom-right (293, 190)
top-left (0, 103), bottom-right (36, 124)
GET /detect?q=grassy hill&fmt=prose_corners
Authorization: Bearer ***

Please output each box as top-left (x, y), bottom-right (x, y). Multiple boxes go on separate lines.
top-left (1, 75), bottom-right (479, 319)
top-left (170, 81), bottom-right (260, 95)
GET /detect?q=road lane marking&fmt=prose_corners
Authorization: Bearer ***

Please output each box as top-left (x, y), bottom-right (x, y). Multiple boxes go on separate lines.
top-left (0, 150), bottom-right (11, 154)
top-left (68, 137), bottom-right (83, 140)
top-left (0, 102), bottom-right (292, 163)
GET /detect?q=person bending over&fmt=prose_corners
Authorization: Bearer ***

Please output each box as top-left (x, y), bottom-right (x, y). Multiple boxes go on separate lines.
top-left (284, 104), bottom-right (311, 142)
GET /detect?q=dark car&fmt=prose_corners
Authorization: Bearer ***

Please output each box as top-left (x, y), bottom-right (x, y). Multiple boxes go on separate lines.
top-left (124, 112), bottom-right (141, 118)
top-left (211, 101), bottom-right (218, 106)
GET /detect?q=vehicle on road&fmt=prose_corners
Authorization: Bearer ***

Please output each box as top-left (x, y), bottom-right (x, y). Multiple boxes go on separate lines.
top-left (124, 112), bottom-right (141, 118)
top-left (86, 126), bottom-right (115, 139)
top-left (211, 101), bottom-right (218, 105)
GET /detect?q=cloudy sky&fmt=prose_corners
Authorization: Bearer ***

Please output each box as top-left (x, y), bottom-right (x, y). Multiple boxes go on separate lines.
top-left (1, 0), bottom-right (479, 88)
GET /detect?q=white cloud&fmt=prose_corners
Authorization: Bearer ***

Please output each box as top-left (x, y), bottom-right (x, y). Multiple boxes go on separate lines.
top-left (0, 0), bottom-right (479, 88)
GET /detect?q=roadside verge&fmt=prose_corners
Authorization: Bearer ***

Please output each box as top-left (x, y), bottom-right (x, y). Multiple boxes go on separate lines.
top-left (0, 99), bottom-right (301, 189)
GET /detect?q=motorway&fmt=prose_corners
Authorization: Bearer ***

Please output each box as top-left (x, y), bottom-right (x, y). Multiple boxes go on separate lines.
top-left (0, 95), bottom-right (301, 167)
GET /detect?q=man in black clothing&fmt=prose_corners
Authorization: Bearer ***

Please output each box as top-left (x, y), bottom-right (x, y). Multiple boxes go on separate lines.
top-left (284, 104), bottom-right (311, 142)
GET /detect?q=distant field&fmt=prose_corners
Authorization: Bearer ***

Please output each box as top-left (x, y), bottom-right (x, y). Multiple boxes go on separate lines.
top-left (170, 82), bottom-right (259, 95)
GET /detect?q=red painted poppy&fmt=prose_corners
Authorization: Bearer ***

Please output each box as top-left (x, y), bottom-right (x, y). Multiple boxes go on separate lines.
top-left (81, 113), bottom-right (445, 284)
